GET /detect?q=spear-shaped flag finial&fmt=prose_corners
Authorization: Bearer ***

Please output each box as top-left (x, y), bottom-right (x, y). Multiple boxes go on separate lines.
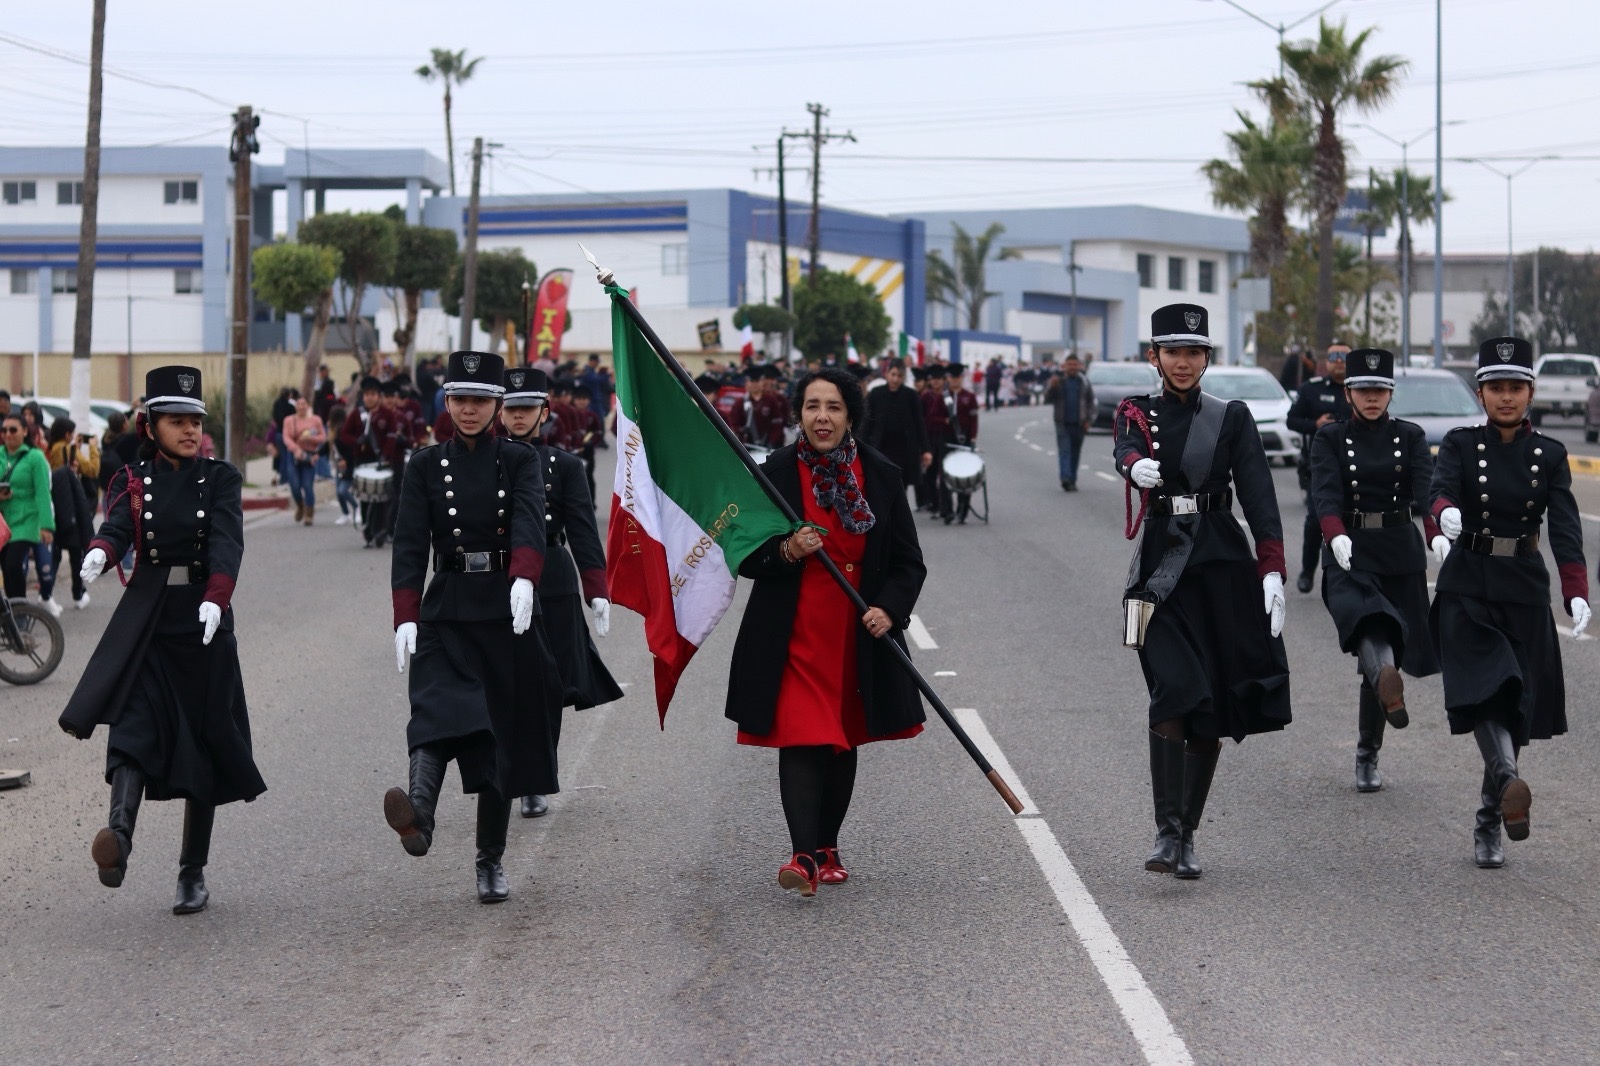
top-left (579, 243), bottom-right (614, 287)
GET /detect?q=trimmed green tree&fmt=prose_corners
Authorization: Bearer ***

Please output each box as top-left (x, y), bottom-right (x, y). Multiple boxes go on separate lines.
top-left (442, 248), bottom-right (536, 357)
top-left (733, 302), bottom-right (797, 357)
top-left (390, 224), bottom-right (459, 363)
top-left (793, 268), bottom-right (890, 362)
top-left (297, 211), bottom-right (398, 373)
top-left (252, 241), bottom-right (342, 396)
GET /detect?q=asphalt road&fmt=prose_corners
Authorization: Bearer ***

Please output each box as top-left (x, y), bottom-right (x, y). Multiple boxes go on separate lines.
top-left (5, 407), bottom-right (1600, 1064)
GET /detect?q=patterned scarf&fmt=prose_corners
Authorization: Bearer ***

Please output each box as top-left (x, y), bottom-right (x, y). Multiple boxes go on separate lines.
top-left (796, 432), bottom-right (875, 535)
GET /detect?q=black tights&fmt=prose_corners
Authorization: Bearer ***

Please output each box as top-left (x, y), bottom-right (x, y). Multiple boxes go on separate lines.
top-left (778, 745), bottom-right (858, 856)
top-left (1151, 719), bottom-right (1222, 755)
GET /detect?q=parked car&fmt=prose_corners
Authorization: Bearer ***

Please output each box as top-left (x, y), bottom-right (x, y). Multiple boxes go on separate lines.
top-left (1199, 367), bottom-right (1297, 465)
top-left (25, 395), bottom-right (118, 439)
top-left (1584, 382), bottom-right (1600, 442)
top-left (1086, 361), bottom-right (1160, 432)
top-left (1530, 354), bottom-right (1600, 424)
top-left (1389, 368), bottom-right (1482, 448)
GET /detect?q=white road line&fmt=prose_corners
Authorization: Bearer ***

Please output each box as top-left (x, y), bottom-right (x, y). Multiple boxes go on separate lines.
top-left (960, 707), bottom-right (1193, 1066)
top-left (1581, 512), bottom-right (1600, 524)
top-left (905, 614), bottom-right (938, 649)
top-left (1029, 443), bottom-right (1045, 452)
top-left (1096, 471), bottom-right (1119, 482)
top-left (934, 669), bottom-right (958, 677)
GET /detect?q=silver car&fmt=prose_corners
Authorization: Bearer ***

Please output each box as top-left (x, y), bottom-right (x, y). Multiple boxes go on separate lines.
top-left (1389, 368), bottom-right (1482, 447)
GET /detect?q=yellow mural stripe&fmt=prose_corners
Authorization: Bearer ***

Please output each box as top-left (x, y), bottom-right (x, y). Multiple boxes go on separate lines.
top-left (877, 273), bottom-right (904, 302)
top-left (864, 260), bottom-right (895, 287)
top-left (847, 256), bottom-right (872, 276)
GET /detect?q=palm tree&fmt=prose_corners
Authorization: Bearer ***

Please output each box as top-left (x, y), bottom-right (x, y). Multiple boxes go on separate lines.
top-left (1264, 19), bottom-right (1408, 350)
top-left (1363, 167), bottom-right (1448, 348)
top-left (415, 48), bottom-right (484, 196)
top-left (925, 222), bottom-right (1020, 330)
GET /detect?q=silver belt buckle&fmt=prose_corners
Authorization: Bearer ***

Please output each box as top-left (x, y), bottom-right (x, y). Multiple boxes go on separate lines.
top-left (166, 566), bottom-right (191, 585)
top-left (1357, 512), bottom-right (1382, 529)
top-left (463, 551), bottom-right (493, 573)
top-left (1169, 495), bottom-right (1199, 515)
top-left (1490, 536), bottom-right (1518, 558)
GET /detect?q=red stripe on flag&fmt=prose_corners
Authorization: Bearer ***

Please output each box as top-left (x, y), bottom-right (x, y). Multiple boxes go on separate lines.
top-left (606, 494), bottom-right (700, 726)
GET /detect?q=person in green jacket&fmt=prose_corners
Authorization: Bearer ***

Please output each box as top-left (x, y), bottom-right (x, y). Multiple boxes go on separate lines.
top-left (0, 410), bottom-right (54, 600)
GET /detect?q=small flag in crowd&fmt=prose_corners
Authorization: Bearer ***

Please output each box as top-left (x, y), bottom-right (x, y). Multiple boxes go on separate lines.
top-left (846, 333), bottom-right (860, 364)
top-left (897, 331), bottom-right (924, 365)
top-left (739, 322), bottom-right (754, 358)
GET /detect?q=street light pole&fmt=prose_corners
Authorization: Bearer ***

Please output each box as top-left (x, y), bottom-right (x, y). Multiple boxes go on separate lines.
top-left (1203, 0), bottom-right (1344, 73)
top-left (1471, 158), bottom-right (1539, 336)
top-left (1432, 0), bottom-right (1444, 365)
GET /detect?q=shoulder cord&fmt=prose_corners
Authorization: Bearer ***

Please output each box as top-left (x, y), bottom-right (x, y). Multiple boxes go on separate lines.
top-left (1115, 398), bottom-right (1154, 541)
top-left (103, 463), bottom-right (141, 586)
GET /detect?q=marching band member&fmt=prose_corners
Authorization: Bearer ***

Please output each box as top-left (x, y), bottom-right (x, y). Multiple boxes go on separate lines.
top-left (500, 366), bottom-right (621, 819)
top-left (384, 351), bottom-right (563, 903)
top-left (1430, 336), bottom-right (1589, 868)
top-left (1309, 348), bottom-right (1440, 792)
top-left (61, 365), bottom-right (265, 915)
top-left (1115, 304), bottom-right (1290, 880)
top-left (1288, 342), bottom-right (1352, 593)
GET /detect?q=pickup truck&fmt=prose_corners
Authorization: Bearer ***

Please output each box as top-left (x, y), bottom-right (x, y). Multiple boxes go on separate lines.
top-left (1531, 353), bottom-right (1600, 424)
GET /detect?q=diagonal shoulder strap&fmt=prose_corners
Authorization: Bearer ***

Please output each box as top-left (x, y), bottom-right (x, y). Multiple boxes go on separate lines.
top-left (1179, 392), bottom-right (1226, 493)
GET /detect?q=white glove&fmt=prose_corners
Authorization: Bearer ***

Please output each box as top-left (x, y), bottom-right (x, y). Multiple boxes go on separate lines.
top-left (394, 622), bottom-right (417, 673)
top-left (1263, 572), bottom-right (1286, 638)
top-left (198, 601), bottom-right (222, 646)
top-left (510, 577), bottom-right (535, 635)
top-left (1130, 458), bottom-right (1163, 489)
top-left (590, 597), bottom-right (611, 638)
top-left (80, 547), bottom-right (108, 585)
top-left (1571, 597), bottom-right (1592, 637)
top-left (1431, 535), bottom-right (1451, 565)
top-left (1330, 534), bottom-right (1353, 572)
top-left (1439, 506), bottom-right (1462, 540)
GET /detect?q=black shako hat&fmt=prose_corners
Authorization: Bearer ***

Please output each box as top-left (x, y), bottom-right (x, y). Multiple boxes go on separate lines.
top-left (442, 350), bottom-right (506, 397)
top-left (1150, 303), bottom-right (1213, 350)
top-left (1476, 336), bottom-right (1535, 383)
top-left (144, 365), bottom-right (206, 416)
top-left (503, 366), bottom-right (549, 408)
top-left (1344, 348), bottom-right (1396, 390)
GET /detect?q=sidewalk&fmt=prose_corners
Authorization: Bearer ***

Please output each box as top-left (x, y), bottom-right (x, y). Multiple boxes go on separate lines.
top-left (241, 455), bottom-right (336, 511)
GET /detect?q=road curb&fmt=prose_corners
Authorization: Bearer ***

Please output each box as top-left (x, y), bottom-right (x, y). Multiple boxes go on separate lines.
top-left (1572, 455), bottom-right (1600, 476)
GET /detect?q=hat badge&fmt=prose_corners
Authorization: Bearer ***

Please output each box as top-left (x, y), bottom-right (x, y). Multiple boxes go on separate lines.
top-left (177, 373), bottom-right (195, 394)
top-left (1183, 310), bottom-right (1202, 331)
top-left (463, 354), bottom-right (481, 374)
top-left (510, 370), bottom-right (524, 388)
top-left (1365, 353), bottom-right (1380, 370)
top-left (1496, 342), bottom-right (1515, 361)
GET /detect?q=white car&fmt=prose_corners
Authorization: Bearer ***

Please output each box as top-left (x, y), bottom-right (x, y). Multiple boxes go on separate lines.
top-left (24, 396), bottom-right (128, 440)
top-left (1200, 367), bottom-right (1297, 465)
top-left (1530, 354), bottom-right (1600, 423)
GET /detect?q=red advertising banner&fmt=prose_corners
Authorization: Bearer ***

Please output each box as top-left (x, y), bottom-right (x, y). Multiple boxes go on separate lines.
top-left (531, 268), bottom-right (575, 365)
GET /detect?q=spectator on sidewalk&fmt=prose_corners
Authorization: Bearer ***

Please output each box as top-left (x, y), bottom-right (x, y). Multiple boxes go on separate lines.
top-left (281, 394), bottom-right (326, 526)
top-left (0, 411), bottom-right (54, 607)
top-left (47, 439), bottom-right (93, 609)
top-left (328, 402), bottom-right (358, 526)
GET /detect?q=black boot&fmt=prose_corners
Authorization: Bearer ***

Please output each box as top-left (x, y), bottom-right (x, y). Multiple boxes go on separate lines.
top-left (1144, 731), bottom-right (1185, 874)
top-left (91, 765), bottom-right (145, 888)
top-left (173, 801), bottom-right (214, 915)
top-left (384, 746), bottom-right (447, 857)
top-left (1355, 680), bottom-right (1385, 793)
top-left (1473, 720), bottom-right (1530, 842)
top-left (1357, 634), bottom-right (1408, 728)
top-left (520, 794), bottom-right (549, 818)
top-left (475, 788), bottom-right (512, 904)
top-left (1473, 765), bottom-right (1505, 869)
top-left (1176, 741), bottom-right (1221, 879)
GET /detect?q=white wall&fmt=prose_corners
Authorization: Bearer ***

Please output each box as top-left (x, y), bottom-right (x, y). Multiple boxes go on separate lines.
top-left (477, 232), bottom-right (687, 311)
top-left (0, 174), bottom-right (203, 227)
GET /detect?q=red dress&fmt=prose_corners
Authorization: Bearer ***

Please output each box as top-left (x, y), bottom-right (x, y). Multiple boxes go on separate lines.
top-left (738, 457), bottom-right (923, 753)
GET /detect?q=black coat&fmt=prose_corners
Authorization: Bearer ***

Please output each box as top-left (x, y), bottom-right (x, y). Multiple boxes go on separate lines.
top-left (534, 442), bottom-right (606, 601)
top-left (724, 443), bottom-right (927, 739)
top-left (864, 384), bottom-right (928, 487)
top-left (1309, 415), bottom-right (1436, 574)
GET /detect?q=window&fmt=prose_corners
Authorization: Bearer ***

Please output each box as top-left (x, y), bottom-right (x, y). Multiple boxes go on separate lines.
top-left (57, 181), bottom-right (83, 205)
top-left (9, 269), bottom-right (36, 295)
top-left (3, 181), bottom-right (37, 205)
top-left (1136, 253), bottom-right (1154, 289)
top-left (163, 180), bottom-right (199, 204)
top-left (1198, 259), bottom-right (1216, 294)
top-left (1167, 256), bottom-right (1186, 291)
top-left (50, 268), bottom-right (77, 294)
top-left (662, 242), bottom-right (687, 276)
top-left (174, 269), bottom-right (201, 294)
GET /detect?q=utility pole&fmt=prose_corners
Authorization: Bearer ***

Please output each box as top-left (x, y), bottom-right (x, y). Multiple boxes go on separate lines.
top-left (69, 0), bottom-right (106, 425)
top-left (1531, 251), bottom-right (1541, 357)
top-left (1066, 242), bottom-right (1082, 355)
top-left (458, 137), bottom-right (484, 351)
top-left (227, 105), bottom-right (259, 467)
top-left (801, 103), bottom-right (855, 284)
top-left (777, 135), bottom-right (790, 314)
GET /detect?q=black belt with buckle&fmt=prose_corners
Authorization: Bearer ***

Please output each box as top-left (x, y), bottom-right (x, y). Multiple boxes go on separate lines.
top-left (1460, 531), bottom-right (1541, 558)
top-left (1343, 508), bottom-right (1413, 529)
top-left (433, 550), bottom-right (510, 573)
top-left (162, 563), bottom-right (209, 585)
top-left (1149, 489), bottom-right (1233, 516)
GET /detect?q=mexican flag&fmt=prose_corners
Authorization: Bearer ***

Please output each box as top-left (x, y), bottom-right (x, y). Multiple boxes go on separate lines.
top-left (897, 330), bottom-right (924, 366)
top-left (605, 287), bottom-right (794, 721)
top-left (845, 333), bottom-right (860, 364)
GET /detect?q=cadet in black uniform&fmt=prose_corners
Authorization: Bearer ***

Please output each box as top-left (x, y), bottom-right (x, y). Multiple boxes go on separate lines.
top-left (1308, 348), bottom-right (1442, 792)
top-left (1430, 336), bottom-right (1590, 868)
top-left (384, 350), bottom-right (564, 903)
top-left (61, 365), bottom-right (264, 915)
top-left (1114, 304), bottom-right (1291, 880)
top-left (500, 366), bottom-right (622, 819)
top-left (1287, 342), bottom-right (1351, 592)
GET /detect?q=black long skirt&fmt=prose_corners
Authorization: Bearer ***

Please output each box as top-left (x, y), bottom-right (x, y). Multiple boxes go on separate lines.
top-left (1321, 566), bottom-right (1440, 677)
top-left (1431, 591), bottom-right (1565, 744)
top-left (105, 586), bottom-right (266, 806)
top-left (407, 617), bottom-right (563, 797)
top-left (543, 592), bottom-right (623, 710)
top-left (1137, 559), bottom-right (1292, 742)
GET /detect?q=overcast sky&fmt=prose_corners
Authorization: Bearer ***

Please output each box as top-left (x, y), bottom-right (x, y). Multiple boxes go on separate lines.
top-left (5, 0), bottom-right (1597, 256)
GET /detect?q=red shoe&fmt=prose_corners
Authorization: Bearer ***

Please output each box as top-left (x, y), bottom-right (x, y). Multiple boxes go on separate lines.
top-left (777, 853), bottom-right (819, 897)
top-left (816, 846), bottom-right (849, 884)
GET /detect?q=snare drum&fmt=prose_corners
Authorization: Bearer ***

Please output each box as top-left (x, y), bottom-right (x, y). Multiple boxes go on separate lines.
top-left (942, 448), bottom-right (986, 494)
top-left (352, 463), bottom-right (394, 502)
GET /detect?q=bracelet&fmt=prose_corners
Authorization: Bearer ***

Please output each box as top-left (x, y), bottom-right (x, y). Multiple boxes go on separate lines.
top-left (780, 536), bottom-right (797, 565)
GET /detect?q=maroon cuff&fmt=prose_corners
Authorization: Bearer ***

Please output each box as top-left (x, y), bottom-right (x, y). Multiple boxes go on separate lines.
top-left (580, 567), bottom-right (608, 603)
top-left (1318, 515), bottom-right (1347, 543)
top-left (510, 546), bottom-right (544, 585)
top-left (1558, 562), bottom-right (1589, 608)
top-left (1255, 538), bottom-right (1286, 580)
top-left (203, 573), bottom-right (236, 612)
top-left (1422, 515), bottom-right (1441, 541)
top-left (87, 537), bottom-right (116, 562)
top-left (1431, 497), bottom-right (1455, 522)
top-left (393, 587), bottom-right (422, 628)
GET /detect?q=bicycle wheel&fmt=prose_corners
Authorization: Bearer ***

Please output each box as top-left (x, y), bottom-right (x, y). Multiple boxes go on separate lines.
top-left (0, 600), bottom-right (66, 685)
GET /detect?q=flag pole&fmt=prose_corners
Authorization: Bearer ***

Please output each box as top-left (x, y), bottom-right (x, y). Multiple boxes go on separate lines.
top-left (583, 246), bottom-right (1024, 816)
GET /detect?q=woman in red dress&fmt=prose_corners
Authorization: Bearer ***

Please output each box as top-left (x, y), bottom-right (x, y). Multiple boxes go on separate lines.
top-left (725, 368), bottom-right (928, 897)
